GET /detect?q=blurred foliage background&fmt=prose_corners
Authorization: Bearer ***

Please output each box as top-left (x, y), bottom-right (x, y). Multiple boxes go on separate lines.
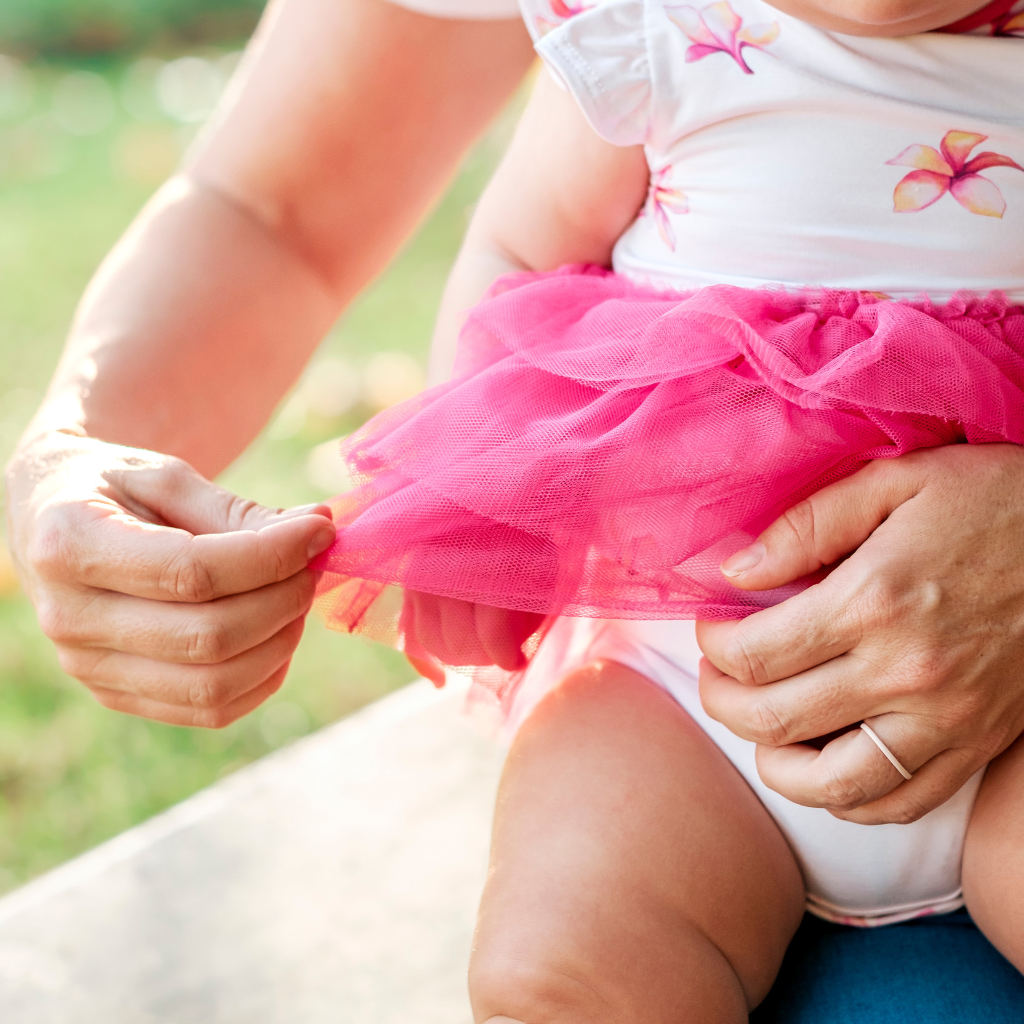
top-left (0, 1), bottom-right (520, 895)
top-left (0, 0), bottom-right (264, 57)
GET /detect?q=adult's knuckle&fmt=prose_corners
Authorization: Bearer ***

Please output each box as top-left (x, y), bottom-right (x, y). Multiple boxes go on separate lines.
top-left (925, 700), bottom-right (971, 739)
top-left (223, 492), bottom-right (261, 532)
top-left (886, 794), bottom-right (929, 825)
top-left (819, 768), bottom-right (869, 811)
top-left (26, 513), bottom-right (72, 580)
top-left (778, 498), bottom-right (817, 549)
top-left (193, 705), bottom-right (239, 730)
top-left (187, 669), bottom-right (233, 711)
top-left (89, 687), bottom-right (124, 712)
top-left (37, 599), bottom-right (78, 644)
top-left (847, 580), bottom-right (898, 633)
top-left (183, 618), bottom-right (232, 664)
top-left (55, 645), bottom-right (99, 683)
top-left (54, 644), bottom-right (83, 677)
top-left (722, 634), bottom-right (769, 686)
top-left (748, 695), bottom-right (793, 746)
top-left (160, 456), bottom-right (197, 493)
top-left (159, 549), bottom-right (215, 603)
top-left (895, 645), bottom-right (946, 698)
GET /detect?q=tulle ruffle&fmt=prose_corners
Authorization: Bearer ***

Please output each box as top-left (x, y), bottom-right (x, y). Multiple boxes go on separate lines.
top-left (313, 265), bottom-right (1024, 698)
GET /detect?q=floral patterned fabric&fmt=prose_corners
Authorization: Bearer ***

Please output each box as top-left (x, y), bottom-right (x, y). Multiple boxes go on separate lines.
top-left (527, 0), bottom-right (1024, 299)
top-left (336, 0), bottom-right (1024, 932)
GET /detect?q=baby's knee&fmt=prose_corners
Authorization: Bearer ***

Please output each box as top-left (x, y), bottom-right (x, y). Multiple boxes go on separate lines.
top-left (469, 951), bottom-right (615, 1024)
top-left (468, 923), bottom-right (750, 1024)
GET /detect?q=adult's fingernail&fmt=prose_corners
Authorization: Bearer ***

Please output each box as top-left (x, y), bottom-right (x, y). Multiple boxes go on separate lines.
top-left (721, 542), bottom-right (766, 578)
top-left (307, 527), bottom-right (335, 561)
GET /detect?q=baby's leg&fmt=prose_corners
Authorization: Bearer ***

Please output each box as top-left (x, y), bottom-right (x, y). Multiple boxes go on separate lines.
top-left (469, 659), bottom-right (805, 1024)
top-left (963, 734), bottom-right (1024, 973)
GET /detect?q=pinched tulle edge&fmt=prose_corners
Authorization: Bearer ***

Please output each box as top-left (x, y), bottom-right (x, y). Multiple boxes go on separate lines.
top-left (313, 266), bottom-right (1024, 705)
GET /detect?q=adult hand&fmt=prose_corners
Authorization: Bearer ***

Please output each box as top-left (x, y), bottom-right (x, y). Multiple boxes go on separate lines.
top-left (696, 443), bottom-right (1024, 825)
top-left (5, 432), bottom-right (335, 727)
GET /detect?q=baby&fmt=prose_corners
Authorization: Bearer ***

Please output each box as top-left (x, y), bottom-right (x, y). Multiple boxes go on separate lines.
top-left (315, 0), bottom-right (1024, 1018)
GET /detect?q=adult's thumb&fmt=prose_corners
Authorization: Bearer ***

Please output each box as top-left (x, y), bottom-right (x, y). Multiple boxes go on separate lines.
top-left (718, 461), bottom-right (919, 591)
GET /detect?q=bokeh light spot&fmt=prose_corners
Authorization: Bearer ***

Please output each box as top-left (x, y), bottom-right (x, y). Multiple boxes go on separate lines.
top-left (306, 438), bottom-right (353, 495)
top-left (0, 55), bottom-right (32, 121)
top-left (120, 57), bottom-right (166, 122)
top-left (112, 123), bottom-right (179, 185)
top-left (51, 71), bottom-right (115, 136)
top-left (362, 352), bottom-right (425, 409)
top-left (302, 357), bottom-right (361, 419)
top-left (157, 57), bottom-right (222, 123)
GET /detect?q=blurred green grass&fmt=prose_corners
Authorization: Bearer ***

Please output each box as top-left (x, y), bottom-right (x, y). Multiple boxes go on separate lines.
top-left (0, 1), bottom-right (265, 57)
top-left (0, 49), bottom-right (519, 895)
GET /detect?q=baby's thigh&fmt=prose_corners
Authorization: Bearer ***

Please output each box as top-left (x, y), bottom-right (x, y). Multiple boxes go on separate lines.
top-left (469, 659), bottom-right (804, 1024)
top-left (964, 734), bottom-right (1024, 974)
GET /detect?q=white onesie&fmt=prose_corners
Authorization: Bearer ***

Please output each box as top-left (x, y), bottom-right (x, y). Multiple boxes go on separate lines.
top-left (515, 0), bottom-right (1022, 926)
top-left (381, 0), bottom-right (1024, 925)
top-left (503, 617), bottom-right (985, 926)
top-left (532, 0), bottom-right (1024, 301)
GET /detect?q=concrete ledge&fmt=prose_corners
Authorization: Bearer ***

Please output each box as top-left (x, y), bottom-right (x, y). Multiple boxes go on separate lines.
top-left (0, 681), bottom-right (504, 1023)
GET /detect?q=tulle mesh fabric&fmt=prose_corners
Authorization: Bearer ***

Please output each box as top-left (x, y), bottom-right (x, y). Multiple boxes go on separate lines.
top-left (313, 265), bottom-right (1024, 699)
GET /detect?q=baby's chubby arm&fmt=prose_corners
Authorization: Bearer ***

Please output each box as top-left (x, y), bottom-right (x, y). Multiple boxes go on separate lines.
top-left (429, 69), bottom-right (649, 384)
top-left (409, 71), bottom-right (646, 672)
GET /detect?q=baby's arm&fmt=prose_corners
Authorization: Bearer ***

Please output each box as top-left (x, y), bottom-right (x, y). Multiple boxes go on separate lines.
top-left (429, 69), bottom-right (649, 384)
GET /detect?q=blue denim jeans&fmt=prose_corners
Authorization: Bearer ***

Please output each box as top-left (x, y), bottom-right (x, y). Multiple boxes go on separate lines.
top-left (751, 910), bottom-right (1024, 1023)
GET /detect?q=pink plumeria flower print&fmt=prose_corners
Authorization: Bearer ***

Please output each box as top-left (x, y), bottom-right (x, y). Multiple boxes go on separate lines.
top-left (535, 0), bottom-right (594, 35)
top-left (665, 1), bottom-right (779, 74)
top-left (645, 167), bottom-right (689, 249)
top-left (888, 130), bottom-right (1024, 218)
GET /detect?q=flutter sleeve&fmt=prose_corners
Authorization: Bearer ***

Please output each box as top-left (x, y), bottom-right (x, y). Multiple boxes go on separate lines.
top-left (533, 0), bottom-right (652, 147)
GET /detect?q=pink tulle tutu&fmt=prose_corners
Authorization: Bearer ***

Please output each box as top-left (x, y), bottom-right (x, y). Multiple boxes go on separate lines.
top-left (313, 265), bottom-right (1024, 692)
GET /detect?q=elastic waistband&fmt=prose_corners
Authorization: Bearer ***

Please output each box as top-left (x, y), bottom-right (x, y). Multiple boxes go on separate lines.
top-left (806, 890), bottom-right (966, 928)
